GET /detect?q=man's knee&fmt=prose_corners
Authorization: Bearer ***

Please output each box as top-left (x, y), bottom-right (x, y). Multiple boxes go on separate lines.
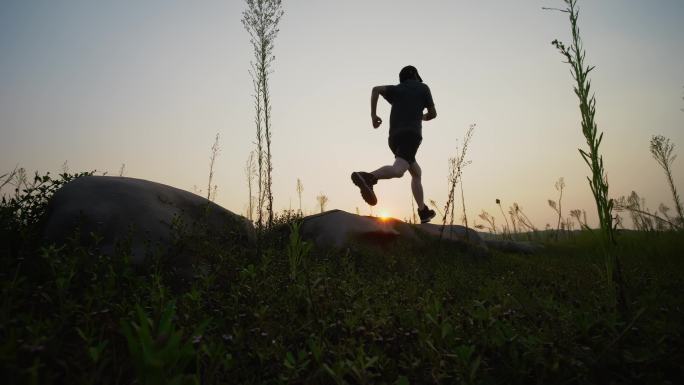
top-left (409, 163), bottom-right (422, 179)
top-left (394, 158), bottom-right (410, 177)
top-left (394, 166), bottom-right (407, 178)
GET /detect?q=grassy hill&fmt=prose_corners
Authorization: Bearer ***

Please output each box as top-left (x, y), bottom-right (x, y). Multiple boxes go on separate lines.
top-left (1, 174), bottom-right (683, 384)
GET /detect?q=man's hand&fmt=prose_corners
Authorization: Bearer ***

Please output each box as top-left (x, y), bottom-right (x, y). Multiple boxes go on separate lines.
top-left (422, 105), bottom-right (437, 121)
top-left (372, 115), bottom-right (382, 128)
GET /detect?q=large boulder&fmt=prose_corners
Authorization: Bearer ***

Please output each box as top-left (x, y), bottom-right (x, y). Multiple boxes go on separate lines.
top-left (42, 176), bottom-right (254, 265)
top-left (300, 210), bottom-right (484, 248)
top-left (301, 210), bottom-right (414, 248)
top-left (300, 210), bottom-right (537, 254)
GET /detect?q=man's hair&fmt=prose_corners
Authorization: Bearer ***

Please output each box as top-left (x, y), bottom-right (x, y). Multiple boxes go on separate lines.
top-left (399, 65), bottom-right (423, 83)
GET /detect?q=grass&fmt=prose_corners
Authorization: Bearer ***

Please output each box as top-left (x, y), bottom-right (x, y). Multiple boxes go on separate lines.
top-left (1, 173), bottom-right (683, 384)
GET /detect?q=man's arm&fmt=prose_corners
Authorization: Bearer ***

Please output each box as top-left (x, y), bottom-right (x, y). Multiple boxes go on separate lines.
top-left (371, 85), bottom-right (390, 128)
top-left (422, 85), bottom-right (437, 121)
top-left (422, 105), bottom-right (437, 121)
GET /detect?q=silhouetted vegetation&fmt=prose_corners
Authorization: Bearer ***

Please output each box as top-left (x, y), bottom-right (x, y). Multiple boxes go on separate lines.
top-left (476, 209), bottom-right (497, 234)
top-left (495, 199), bottom-right (510, 238)
top-left (245, 151), bottom-right (257, 222)
top-left (207, 133), bottom-right (220, 202)
top-left (547, 177), bottom-right (566, 241)
top-left (650, 135), bottom-right (683, 228)
top-left (296, 178), bottom-right (304, 215)
top-left (316, 192), bottom-right (329, 213)
top-left (441, 124), bottom-right (475, 240)
top-left (615, 191), bottom-right (680, 232)
top-left (1, 174), bottom-right (683, 384)
top-left (242, 0), bottom-right (284, 229)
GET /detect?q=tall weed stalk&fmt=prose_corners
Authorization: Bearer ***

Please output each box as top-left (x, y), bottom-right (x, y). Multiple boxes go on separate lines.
top-left (440, 124), bottom-right (475, 240)
top-left (496, 198), bottom-right (510, 238)
top-left (207, 133), bottom-right (220, 202)
top-left (547, 177), bottom-right (565, 240)
top-left (242, 0), bottom-right (283, 229)
top-left (296, 178), bottom-right (304, 215)
top-left (548, 0), bottom-right (627, 314)
top-left (245, 151), bottom-right (256, 222)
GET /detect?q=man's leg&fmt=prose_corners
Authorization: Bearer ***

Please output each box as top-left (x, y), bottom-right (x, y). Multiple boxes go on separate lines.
top-left (408, 161), bottom-right (426, 210)
top-left (371, 157), bottom-right (409, 180)
top-left (351, 157), bottom-right (409, 206)
top-left (409, 161), bottom-right (435, 223)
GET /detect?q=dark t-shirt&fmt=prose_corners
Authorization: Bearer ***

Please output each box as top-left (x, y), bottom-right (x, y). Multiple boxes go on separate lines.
top-left (382, 79), bottom-right (434, 138)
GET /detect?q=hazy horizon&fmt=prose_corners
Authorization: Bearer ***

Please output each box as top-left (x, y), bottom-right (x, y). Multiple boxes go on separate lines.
top-left (2, 0), bottom-right (683, 229)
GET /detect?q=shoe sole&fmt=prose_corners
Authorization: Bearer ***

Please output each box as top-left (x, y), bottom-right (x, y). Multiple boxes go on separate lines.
top-left (351, 172), bottom-right (377, 206)
top-left (420, 211), bottom-right (436, 224)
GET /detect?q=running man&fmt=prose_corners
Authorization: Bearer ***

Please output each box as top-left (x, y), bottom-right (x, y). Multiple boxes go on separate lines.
top-left (351, 65), bottom-right (438, 223)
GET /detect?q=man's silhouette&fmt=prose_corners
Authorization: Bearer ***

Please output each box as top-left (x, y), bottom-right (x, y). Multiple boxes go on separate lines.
top-left (352, 65), bottom-right (438, 223)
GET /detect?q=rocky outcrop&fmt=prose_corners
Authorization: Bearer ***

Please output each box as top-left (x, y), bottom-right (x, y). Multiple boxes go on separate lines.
top-left (42, 176), bottom-right (254, 265)
top-left (300, 210), bottom-right (538, 254)
top-left (300, 210), bottom-right (484, 248)
top-left (42, 176), bottom-right (535, 263)
top-left (301, 210), bottom-right (415, 247)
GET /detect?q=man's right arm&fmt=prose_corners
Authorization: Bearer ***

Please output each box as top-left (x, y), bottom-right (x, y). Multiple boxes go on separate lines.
top-left (371, 86), bottom-right (390, 128)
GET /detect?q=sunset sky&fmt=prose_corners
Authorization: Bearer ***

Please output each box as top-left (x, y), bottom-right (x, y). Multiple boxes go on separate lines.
top-left (1, 0), bottom-right (683, 229)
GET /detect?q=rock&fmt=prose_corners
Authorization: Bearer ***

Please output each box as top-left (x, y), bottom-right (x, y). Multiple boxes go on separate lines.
top-left (42, 176), bottom-right (254, 265)
top-left (301, 210), bottom-right (413, 247)
top-left (300, 209), bottom-right (484, 249)
top-left (300, 210), bottom-right (537, 255)
top-left (415, 223), bottom-right (485, 246)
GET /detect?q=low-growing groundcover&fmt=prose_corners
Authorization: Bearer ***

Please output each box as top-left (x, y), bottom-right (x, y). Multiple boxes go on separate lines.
top-left (1, 174), bottom-right (683, 384)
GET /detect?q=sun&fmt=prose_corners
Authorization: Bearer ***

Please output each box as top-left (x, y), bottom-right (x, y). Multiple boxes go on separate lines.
top-left (378, 211), bottom-right (391, 221)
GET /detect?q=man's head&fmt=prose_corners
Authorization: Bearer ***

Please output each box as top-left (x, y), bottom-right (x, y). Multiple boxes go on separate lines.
top-left (399, 65), bottom-right (422, 83)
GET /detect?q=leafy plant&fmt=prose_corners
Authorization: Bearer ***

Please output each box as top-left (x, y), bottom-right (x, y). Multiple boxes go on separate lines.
top-left (549, 1), bottom-right (614, 243)
top-left (286, 221), bottom-right (311, 281)
top-left (1, 170), bottom-right (93, 228)
top-left (1, 170), bottom-right (94, 258)
top-left (120, 303), bottom-right (202, 385)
